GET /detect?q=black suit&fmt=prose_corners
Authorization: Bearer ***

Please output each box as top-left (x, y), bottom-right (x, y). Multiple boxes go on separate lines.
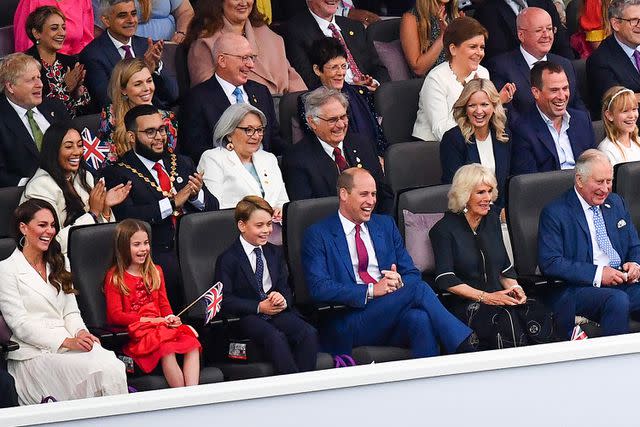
top-left (102, 150), bottom-right (219, 305)
top-left (0, 95), bottom-right (69, 187)
top-left (179, 76), bottom-right (284, 162)
top-left (282, 133), bottom-right (393, 214)
top-left (586, 35), bottom-right (640, 119)
top-left (79, 32), bottom-right (178, 108)
top-left (474, 0), bottom-right (573, 62)
top-left (0, 369), bottom-right (17, 408)
top-left (283, 9), bottom-right (389, 89)
top-left (214, 238), bottom-right (319, 374)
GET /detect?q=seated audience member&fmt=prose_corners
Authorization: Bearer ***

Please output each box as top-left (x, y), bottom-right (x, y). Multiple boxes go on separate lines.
top-left (413, 17), bottom-right (516, 142)
top-left (180, 33), bottom-right (283, 162)
top-left (587, 0), bottom-right (640, 119)
top-left (98, 58), bottom-right (178, 162)
top-left (400, 0), bottom-right (460, 77)
top-left (282, 87), bottom-right (393, 214)
top-left (93, 0), bottom-right (195, 42)
top-left (0, 199), bottom-right (128, 405)
top-left (573, 0), bottom-right (609, 58)
top-left (283, 0), bottom-right (389, 90)
top-left (21, 122), bottom-right (130, 257)
top-left (24, 7), bottom-right (91, 118)
top-left (431, 164), bottom-right (555, 349)
top-left (198, 104), bottom-right (288, 216)
top-left (80, 0), bottom-right (177, 109)
top-left (14, 0), bottom-right (94, 56)
top-left (486, 7), bottom-right (585, 124)
top-left (473, 0), bottom-right (572, 61)
top-left (511, 61), bottom-right (596, 175)
top-left (598, 86), bottom-right (640, 165)
top-left (272, 0), bottom-right (381, 24)
top-left (0, 53), bottom-right (70, 188)
top-left (538, 149), bottom-right (640, 339)
top-left (103, 105), bottom-right (219, 307)
top-left (0, 369), bottom-right (18, 408)
top-left (298, 37), bottom-right (387, 156)
top-left (303, 167), bottom-right (476, 357)
top-left (441, 79), bottom-right (511, 209)
top-left (105, 219), bottom-right (201, 387)
top-left (215, 196), bottom-right (319, 374)
top-left (185, 0), bottom-right (306, 94)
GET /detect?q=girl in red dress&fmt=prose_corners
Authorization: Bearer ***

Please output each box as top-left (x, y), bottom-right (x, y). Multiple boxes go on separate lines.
top-left (104, 219), bottom-right (201, 387)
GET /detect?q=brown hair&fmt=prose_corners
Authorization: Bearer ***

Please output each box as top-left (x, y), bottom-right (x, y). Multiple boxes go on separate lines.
top-left (601, 85), bottom-right (640, 160)
top-left (336, 167), bottom-right (372, 193)
top-left (138, 0), bottom-right (152, 22)
top-left (443, 16), bottom-right (488, 61)
top-left (109, 219), bottom-right (160, 296)
top-left (452, 78), bottom-right (509, 143)
top-left (530, 60), bottom-right (565, 90)
top-left (413, 0), bottom-right (459, 53)
top-left (235, 196), bottom-right (274, 223)
top-left (25, 6), bottom-right (66, 44)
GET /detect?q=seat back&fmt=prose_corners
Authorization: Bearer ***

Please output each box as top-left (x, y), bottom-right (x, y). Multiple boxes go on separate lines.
top-left (278, 91), bottom-right (305, 145)
top-left (592, 120), bottom-right (605, 144)
top-left (614, 160), bottom-right (640, 232)
top-left (71, 114), bottom-right (101, 138)
top-left (366, 18), bottom-right (401, 42)
top-left (177, 210), bottom-right (239, 306)
top-left (396, 184), bottom-right (451, 236)
top-left (385, 141), bottom-right (441, 195)
top-left (0, 1), bottom-right (18, 27)
top-left (506, 170), bottom-right (575, 276)
top-left (0, 238), bottom-right (15, 344)
top-left (283, 197), bottom-right (339, 305)
top-left (0, 186), bottom-right (23, 238)
top-left (0, 26), bottom-right (13, 57)
top-left (374, 78), bottom-right (424, 144)
top-left (566, 0), bottom-right (583, 38)
top-left (174, 43), bottom-right (191, 101)
top-left (571, 58), bottom-right (589, 109)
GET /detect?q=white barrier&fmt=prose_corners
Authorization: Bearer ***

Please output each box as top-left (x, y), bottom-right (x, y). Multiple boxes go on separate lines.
top-left (2, 333), bottom-right (640, 426)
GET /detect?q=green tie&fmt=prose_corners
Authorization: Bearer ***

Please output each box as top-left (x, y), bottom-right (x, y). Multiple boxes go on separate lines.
top-left (26, 109), bottom-right (43, 151)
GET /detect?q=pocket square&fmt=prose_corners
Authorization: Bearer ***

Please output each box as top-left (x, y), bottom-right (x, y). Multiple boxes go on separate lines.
top-left (618, 219), bottom-right (627, 228)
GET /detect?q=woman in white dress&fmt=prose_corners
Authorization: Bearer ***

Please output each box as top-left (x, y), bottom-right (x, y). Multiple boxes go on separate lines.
top-left (598, 86), bottom-right (640, 166)
top-left (0, 199), bottom-right (128, 405)
top-left (412, 16), bottom-right (516, 142)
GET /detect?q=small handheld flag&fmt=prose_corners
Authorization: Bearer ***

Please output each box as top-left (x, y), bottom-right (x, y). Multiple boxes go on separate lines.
top-left (204, 282), bottom-right (223, 325)
top-left (81, 127), bottom-right (110, 171)
top-left (571, 325), bottom-right (588, 340)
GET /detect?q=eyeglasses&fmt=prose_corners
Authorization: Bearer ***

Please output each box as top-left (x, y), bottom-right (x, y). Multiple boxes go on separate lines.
top-left (520, 25), bottom-right (557, 35)
top-left (616, 16), bottom-right (640, 27)
top-left (316, 114), bottom-right (349, 126)
top-left (324, 63), bottom-right (349, 73)
top-left (236, 126), bottom-right (265, 137)
top-left (137, 125), bottom-right (167, 139)
top-left (221, 53), bottom-right (258, 64)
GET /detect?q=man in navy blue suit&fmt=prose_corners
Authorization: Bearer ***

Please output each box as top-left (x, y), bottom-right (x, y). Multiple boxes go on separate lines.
top-left (539, 150), bottom-right (640, 338)
top-left (511, 61), bottom-right (595, 175)
top-left (80, 0), bottom-right (177, 108)
top-left (486, 7), bottom-right (585, 124)
top-left (302, 167), bottom-right (475, 357)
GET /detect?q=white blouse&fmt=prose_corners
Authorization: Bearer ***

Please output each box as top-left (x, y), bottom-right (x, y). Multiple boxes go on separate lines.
top-left (476, 133), bottom-right (496, 174)
top-left (598, 137), bottom-right (640, 166)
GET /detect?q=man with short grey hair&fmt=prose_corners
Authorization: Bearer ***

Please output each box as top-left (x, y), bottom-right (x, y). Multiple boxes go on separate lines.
top-left (538, 149), bottom-right (640, 339)
top-left (587, 0), bottom-right (640, 118)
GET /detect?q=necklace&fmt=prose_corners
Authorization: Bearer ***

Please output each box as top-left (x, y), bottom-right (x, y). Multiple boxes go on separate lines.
top-left (27, 255), bottom-right (46, 280)
top-left (117, 154), bottom-right (179, 197)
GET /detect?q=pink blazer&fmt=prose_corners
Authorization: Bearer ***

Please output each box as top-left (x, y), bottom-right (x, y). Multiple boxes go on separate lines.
top-left (188, 20), bottom-right (307, 95)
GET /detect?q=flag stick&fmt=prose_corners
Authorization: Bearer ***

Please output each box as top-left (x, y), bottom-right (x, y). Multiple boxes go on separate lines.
top-left (176, 282), bottom-right (222, 317)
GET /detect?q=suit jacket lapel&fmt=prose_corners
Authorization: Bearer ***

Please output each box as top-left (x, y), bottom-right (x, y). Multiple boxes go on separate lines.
top-left (567, 190), bottom-right (593, 260)
top-left (607, 36), bottom-right (640, 88)
top-left (245, 81), bottom-right (261, 108)
top-left (233, 239), bottom-right (262, 296)
top-left (123, 151), bottom-right (165, 200)
top-left (533, 113), bottom-right (561, 168)
top-left (226, 149), bottom-right (264, 195)
top-left (13, 250), bottom-right (60, 312)
top-left (367, 218), bottom-right (388, 271)
top-left (263, 244), bottom-right (280, 289)
top-left (468, 134), bottom-right (481, 163)
top-left (0, 96), bottom-right (39, 158)
top-left (329, 214), bottom-right (357, 283)
top-left (601, 199), bottom-right (623, 256)
top-left (497, 1), bottom-right (517, 37)
top-left (100, 33), bottom-right (125, 70)
top-left (310, 138), bottom-right (339, 190)
top-left (513, 51), bottom-right (532, 84)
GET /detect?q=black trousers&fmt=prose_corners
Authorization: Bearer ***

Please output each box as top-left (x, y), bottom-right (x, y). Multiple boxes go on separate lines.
top-left (451, 298), bottom-right (556, 350)
top-left (0, 369), bottom-right (18, 408)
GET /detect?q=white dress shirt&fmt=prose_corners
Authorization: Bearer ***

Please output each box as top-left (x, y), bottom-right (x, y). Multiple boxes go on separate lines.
top-left (6, 97), bottom-right (51, 142)
top-left (215, 73), bottom-right (248, 104)
top-left (575, 188), bottom-right (610, 287)
top-left (475, 133), bottom-right (496, 174)
top-left (413, 61), bottom-right (491, 142)
top-left (519, 45), bottom-right (547, 69)
top-left (239, 235), bottom-right (273, 294)
top-left (318, 138), bottom-right (345, 163)
top-left (504, 0), bottom-right (528, 15)
top-left (537, 106), bottom-right (575, 169)
top-left (614, 34), bottom-right (640, 71)
top-left (107, 30), bottom-right (135, 59)
top-left (598, 137), bottom-right (640, 166)
top-left (338, 211), bottom-right (382, 285)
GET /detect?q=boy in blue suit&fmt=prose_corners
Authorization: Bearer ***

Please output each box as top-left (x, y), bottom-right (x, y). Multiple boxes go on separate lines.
top-left (215, 196), bottom-right (319, 374)
top-left (302, 168), bottom-right (475, 357)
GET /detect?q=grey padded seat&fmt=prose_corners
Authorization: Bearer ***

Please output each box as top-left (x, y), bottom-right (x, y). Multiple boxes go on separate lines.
top-left (614, 160), bottom-right (640, 233)
top-left (0, 186), bottom-right (24, 237)
top-left (366, 18), bottom-right (400, 42)
top-left (374, 78), bottom-right (424, 144)
top-left (385, 141), bottom-right (442, 197)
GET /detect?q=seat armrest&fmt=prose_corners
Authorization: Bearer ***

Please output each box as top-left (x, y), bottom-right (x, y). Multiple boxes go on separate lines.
top-left (0, 340), bottom-right (19, 353)
top-left (517, 274), bottom-right (564, 288)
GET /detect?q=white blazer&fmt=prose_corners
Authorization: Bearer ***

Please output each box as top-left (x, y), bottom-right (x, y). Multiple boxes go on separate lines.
top-left (20, 168), bottom-right (114, 257)
top-left (198, 147), bottom-right (289, 209)
top-left (0, 249), bottom-right (87, 361)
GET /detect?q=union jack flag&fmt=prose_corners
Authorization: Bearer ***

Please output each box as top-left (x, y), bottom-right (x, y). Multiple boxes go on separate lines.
top-left (81, 127), bottom-right (110, 171)
top-left (204, 282), bottom-right (223, 325)
top-left (571, 325), bottom-right (588, 340)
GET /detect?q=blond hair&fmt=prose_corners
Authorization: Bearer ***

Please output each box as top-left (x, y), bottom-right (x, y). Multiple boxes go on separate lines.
top-left (452, 78), bottom-right (508, 144)
top-left (601, 85), bottom-right (640, 161)
top-left (448, 163), bottom-right (498, 213)
top-left (413, 0), bottom-right (459, 53)
top-left (0, 53), bottom-right (40, 92)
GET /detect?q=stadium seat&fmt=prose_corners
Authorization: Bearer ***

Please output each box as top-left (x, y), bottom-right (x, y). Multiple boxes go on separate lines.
top-left (571, 59), bottom-right (589, 109)
top-left (385, 141), bottom-right (441, 197)
top-left (374, 78), bottom-right (424, 144)
top-left (366, 18), bottom-right (401, 42)
top-left (0, 186), bottom-right (23, 238)
top-left (0, 26), bottom-right (14, 58)
top-left (592, 120), bottom-right (605, 145)
top-left (283, 197), bottom-right (412, 364)
top-left (566, 0), bottom-right (583, 39)
top-left (278, 90), bottom-right (305, 145)
top-left (614, 160), bottom-right (640, 233)
top-left (0, 239), bottom-right (19, 355)
top-left (174, 42), bottom-right (191, 101)
top-left (68, 223), bottom-right (224, 390)
top-left (0, 1), bottom-right (18, 27)
top-left (71, 114), bottom-right (101, 138)
top-left (396, 184), bottom-right (451, 238)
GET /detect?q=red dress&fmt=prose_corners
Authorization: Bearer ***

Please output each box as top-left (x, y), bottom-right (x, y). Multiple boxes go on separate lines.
top-left (104, 266), bottom-right (201, 373)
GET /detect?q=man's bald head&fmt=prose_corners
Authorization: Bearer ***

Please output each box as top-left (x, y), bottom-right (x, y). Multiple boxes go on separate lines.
top-left (517, 7), bottom-right (555, 59)
top-left (213, 33), bottom-right (255, 86)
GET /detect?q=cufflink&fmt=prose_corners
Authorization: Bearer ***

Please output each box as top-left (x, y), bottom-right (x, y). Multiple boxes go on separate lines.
top-left (618, 219), bottom-right (627, 228)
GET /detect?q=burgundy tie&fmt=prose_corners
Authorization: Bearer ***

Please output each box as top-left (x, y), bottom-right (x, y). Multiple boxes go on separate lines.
top-left (153, 162), bottom-right (177, 227)
top-left (327, 23), bottom-right (365, 82)
top-left (333, 147), bottom-right (349, 172)
top-left (122, 45), bottom-right (133, 59)
top-left (355, 224), bottom-right (376, 285)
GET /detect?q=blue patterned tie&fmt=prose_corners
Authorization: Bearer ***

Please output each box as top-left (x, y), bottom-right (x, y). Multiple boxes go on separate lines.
top-left (254, 247), bottom-right (270, 319)
top-left (233, 87), bottom-right (245, 104)
top-left (590, 205), bottom-right (621, 268)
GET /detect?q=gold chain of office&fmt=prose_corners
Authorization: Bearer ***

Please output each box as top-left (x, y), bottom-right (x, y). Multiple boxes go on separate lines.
top-left (117, 154), bottom-right (179, 197)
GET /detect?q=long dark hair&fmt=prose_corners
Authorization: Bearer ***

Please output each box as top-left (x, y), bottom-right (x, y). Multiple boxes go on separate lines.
top-left (13, 199), bottom-right (76, 294)
top-left (38, 122), bottom-right (92, 227)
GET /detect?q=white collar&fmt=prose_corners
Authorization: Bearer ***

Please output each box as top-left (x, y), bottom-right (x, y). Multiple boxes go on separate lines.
top-left (215, 73), bottom-right (244, 98)
top-left (519, 45), bottom-right (547, 68)
top-left (106, 30), bottom-right (132, 51)
top-left (308, 7), bottom-right (338, 31)
top-left (135, 152), bottom-right (164, 172)
top-left (536, 105), bottom-right (571, 128)
top-left (574, 187), bottom-right (609, 213)
top-left (6, 96), bottom-right (36, 117)
top-left (317, 137), bottom-right (344, 159)
top-left (614, 33), bottom-right (639, 58)
top-left (338, 210), bottom-right (367, 236)
top-left (239, 234), bottom-right (262, 257)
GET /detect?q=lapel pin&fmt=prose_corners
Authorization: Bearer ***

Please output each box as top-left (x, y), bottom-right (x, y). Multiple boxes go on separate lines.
top-left (176, 176), bottom-right (183, 184)
top-left (358, 89), bottom-right (364, 95)
top-left (349, 30), bottom-right (354, 36)
top-left (355, 157), bottom-right (361, 163)
top-left (252, 94), bottom-right (258, 104)
top-left (618, 219), bottom-right (627, 228)
top-left (604, 203), bottom-right (611, 208)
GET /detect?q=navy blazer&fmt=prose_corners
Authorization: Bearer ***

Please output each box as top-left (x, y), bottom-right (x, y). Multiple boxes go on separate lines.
top-left (282, 133), bottom-right (393, 214)
top-left (486, 49), bottom-right (586, 124)
top-left (510, 107), bottom-right (595, 175)
top-left (440, 126), bottom-right (511, 208)
top-left (538, 189), bottom-right (640, 286)
top-left (0, 95), bottom-right (69, 187)
top-left (179, 76), bottom-right (284, 162)
top-left (214, 238), bottom-right (294, 316)
top-left (474, 0), bottom-right (573, 62)
top-left (79, 32), bottom-right (178, 108)
top-left (283, 9), bottom-right (389, 89)
top-left (102, 150), bottom-right (219, 250)
top-left (586, 35), bottom-right (640, 119)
